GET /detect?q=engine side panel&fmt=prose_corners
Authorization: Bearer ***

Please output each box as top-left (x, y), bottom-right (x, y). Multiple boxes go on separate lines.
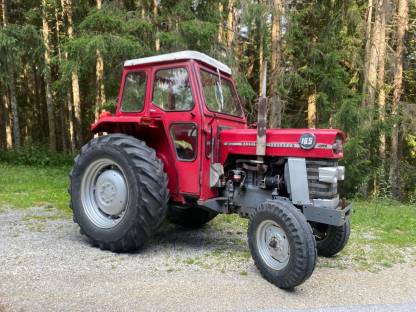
top-left (219, 128), bottom-right (345, 163)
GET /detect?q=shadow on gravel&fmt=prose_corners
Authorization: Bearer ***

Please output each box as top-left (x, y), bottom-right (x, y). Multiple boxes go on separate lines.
top-left (69, 219), bottom-right (248, 257)
top-left (150, 220), bottom-right (248, 253)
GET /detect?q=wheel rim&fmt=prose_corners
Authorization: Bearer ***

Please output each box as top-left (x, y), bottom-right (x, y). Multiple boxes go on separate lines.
top-left (312, 223), bottom-right (329, 241)
top-left (256, 220), bottom-right (290, 270)
top-left (81, 158), bottom-right (129, 229)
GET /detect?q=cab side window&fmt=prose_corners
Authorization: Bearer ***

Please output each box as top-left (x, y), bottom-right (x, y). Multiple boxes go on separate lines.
top-left (152, 67), bottom-right (194, 111)
top-left (170, 123), bottom-right (197, 161)
top-left (120, 71), bottom-right (147, 112)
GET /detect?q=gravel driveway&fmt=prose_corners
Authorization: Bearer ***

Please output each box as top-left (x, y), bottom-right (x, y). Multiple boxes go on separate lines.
top-left (0, 207), bottom-right (415, 312)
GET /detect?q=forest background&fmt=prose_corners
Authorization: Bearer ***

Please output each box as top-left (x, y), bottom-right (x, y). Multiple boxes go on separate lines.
top-left (0, 0), bottom-right (414, 201)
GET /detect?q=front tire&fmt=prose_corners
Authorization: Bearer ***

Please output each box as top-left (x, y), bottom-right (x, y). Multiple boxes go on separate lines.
top-left (248, 200), bottom-right (317, 289)
top-left (312, 220), bottom-right (351, 257)
top-left (69, 134), bottom-right (169, 252)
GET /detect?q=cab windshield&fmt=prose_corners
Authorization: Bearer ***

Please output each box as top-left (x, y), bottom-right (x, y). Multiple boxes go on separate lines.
top-left (200, 69), bottom-right (243, 117)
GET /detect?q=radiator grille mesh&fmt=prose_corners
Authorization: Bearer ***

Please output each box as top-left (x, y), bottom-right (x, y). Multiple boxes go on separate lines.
top-left (306, 159), bottom-right (338, 199)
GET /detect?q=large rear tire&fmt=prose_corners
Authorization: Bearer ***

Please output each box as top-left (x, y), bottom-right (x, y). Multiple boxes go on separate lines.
top-left (69, 134), bottom-right (169, 252)
top-left (312, 220), bottom-right (351, 257)
top-left (248, 200), bottom-right (317, 289)
top-left (167, 204), bottom-right (218, 229)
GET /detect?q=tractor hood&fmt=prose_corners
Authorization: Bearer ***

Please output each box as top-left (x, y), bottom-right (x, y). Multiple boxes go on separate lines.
top-left (219, 128), bottom-right (345, 163)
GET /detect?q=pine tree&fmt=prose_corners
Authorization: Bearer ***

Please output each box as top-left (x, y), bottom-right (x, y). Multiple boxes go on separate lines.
top-left (390, 0), bottom-right (409, 199)
top-left (269, 0), bottom-right (283, 128)
top-left (95, 0), bottom-right (106, 120)
top-left (62, 0), bottom-right (81, 149)
top-left (42, 0), bottom-right (57, 151)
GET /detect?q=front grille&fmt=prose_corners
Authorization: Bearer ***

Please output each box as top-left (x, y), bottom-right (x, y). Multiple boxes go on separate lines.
top-left (306, 159), bottom-right (338, 199)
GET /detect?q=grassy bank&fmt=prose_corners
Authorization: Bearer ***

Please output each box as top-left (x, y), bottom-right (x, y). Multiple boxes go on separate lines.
top-left (0, 162), bottom-right (415, 270)
top-left (0, 163), bottom-right (70, 213)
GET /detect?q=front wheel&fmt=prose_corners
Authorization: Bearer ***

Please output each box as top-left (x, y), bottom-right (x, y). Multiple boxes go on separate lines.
top-left (312, 220), bottom-right (351, 257)
top-left (248, 200), bottom-right (317, 289)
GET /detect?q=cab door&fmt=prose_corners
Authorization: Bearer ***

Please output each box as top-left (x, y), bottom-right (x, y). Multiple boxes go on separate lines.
top-left (196, 65), bottom-right (247, 200)
top-left (149, 63), bottom-right (201, 196)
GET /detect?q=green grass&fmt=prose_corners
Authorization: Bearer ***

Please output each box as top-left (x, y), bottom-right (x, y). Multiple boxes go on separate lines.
top-left (352, 200), bottom-right (416, 247)
top-left (323, 199), bottom-right (416, 271)
top-left (0, 162), bottom-right (70, 213)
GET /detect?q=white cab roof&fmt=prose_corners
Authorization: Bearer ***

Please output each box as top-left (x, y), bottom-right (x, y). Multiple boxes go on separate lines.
top-left (124, 50), bottom-right (232, 75)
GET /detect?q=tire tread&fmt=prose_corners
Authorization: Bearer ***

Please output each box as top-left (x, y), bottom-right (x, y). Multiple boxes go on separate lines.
top-left (69, 133), bottom-right (169, 252)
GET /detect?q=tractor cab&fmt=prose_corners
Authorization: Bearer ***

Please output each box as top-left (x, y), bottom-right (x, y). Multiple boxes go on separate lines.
top-left (92, 51), bottom-right (247, 202)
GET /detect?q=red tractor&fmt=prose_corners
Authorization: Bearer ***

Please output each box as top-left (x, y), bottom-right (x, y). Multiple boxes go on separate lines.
top-left (69, 51), bottom-right (352, 289)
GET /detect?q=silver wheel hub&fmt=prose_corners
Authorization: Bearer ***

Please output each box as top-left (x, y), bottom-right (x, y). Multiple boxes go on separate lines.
top-left (94, 170), bottom-right (127, 216)
top-left (80, 159), bottom-right (129, 229)
top-left (257, 220), bottom-right (290, 270)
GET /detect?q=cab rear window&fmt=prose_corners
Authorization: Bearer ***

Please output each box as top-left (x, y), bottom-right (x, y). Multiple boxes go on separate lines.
top-left (120, 71), bottom-right (147, 112)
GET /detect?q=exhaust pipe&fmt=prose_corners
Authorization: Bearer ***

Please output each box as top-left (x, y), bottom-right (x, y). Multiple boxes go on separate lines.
top-left (256, 62), bottom-right (268, 157)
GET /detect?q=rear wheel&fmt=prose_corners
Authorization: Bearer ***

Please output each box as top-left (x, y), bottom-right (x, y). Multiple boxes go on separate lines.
top-left (312, 220), bottom-right (351, 257)
top-left (248, 200), bottom-right (317, 289)
top-left (69, 134), bottom-right (169, 252)
top-left (167, 204), bottom-right (218, 229)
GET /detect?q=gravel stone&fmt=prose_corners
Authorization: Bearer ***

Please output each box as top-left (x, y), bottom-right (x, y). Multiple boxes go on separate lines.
top-left (0, 207), bottom-right (415, 312)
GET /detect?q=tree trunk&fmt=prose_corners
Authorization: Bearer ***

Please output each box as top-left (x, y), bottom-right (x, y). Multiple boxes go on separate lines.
top-left (42, 0), bottom-right (57, 151)
top-left (136, 0), bottom-right (146, 18)
top-left (62, 0), bottom-right (81, 148)
top-left (60, 107), bottom-right (68, 153)
top-left (32, 65), bottom-right (42, 143)
top-left (0, 93), bottom-right (4, 148)
top-left (258, 30), bottom-right (264, 97)
top-left (363, 0), bottom-right (383, 110)
top-left (115, 0), bottom-right (123, 9)
top-left (226, 0), bottom-right (235, 48)
top-left (1, 0), bottom-right (6, 26)
top-left (66, 90), bottom-right (75, 153)
top-left (2, 92), bottom-right (12, 149)
top-left (9, 78), bottom-right (21, 149)
top-left (0, 93), bottom-right (5, 149)
top-left (95, 48), bottom-right (106, 120)
top-left (22, 66), bottom-right (32, 145)
top-left (55, 5), bottom-right (67, 153)
top-left (1, 0), bottom-right (12, 149)
top-left (377, 0), bottom-right (388, 159)
top-left (389, 0), bottom-right (408, 199)
top-left (2, 0), bottom-right (19, 149)
top-left (153, 0), bottom-right (160, 51)
top-left (361, 0), bottom-right (373, 103)
top-left (269, 0), bottom-right (283, 128)
top-left (94, 0), bottom-right (106, 121)
top-left (218, 2), bottom-right (223, 43)
top-left (307, 91), bottom-right (317, 128)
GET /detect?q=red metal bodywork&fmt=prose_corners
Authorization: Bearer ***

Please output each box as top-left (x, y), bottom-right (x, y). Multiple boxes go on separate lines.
top-left (91, 58), bottom-right (345, 202)
top-left (219, 128), bottom-right (344, 163)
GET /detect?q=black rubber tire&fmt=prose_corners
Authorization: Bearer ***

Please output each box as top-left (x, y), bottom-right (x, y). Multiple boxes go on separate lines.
top-left (313, 220), bottom-right (351, 257)
top-left (167, 204), bottom-right (218, 229)
top-left (69, 133), bottom-right (169, 252)
top-left (248, 200), bottom-right (317, 289)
